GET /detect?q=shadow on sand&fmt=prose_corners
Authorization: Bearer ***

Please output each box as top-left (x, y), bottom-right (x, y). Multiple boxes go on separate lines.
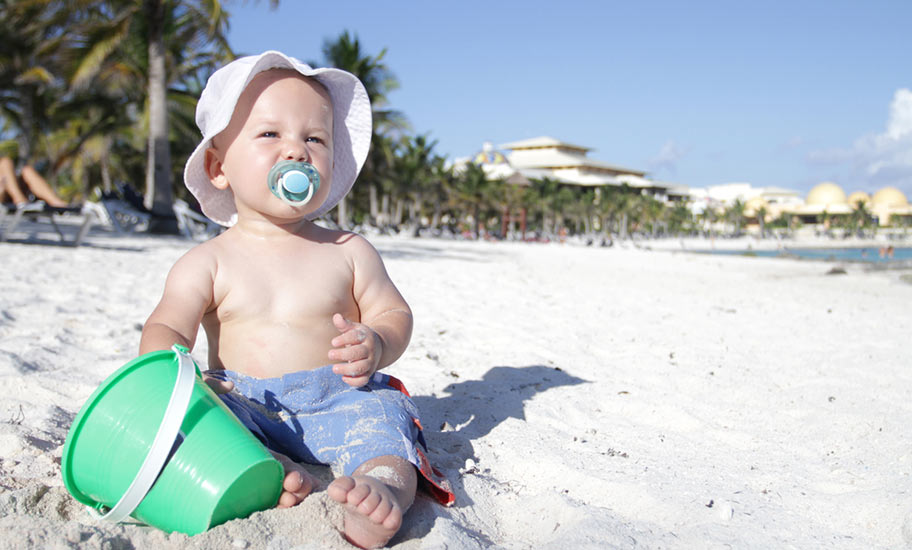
top-left (397, 365), bottom-right (587, 545)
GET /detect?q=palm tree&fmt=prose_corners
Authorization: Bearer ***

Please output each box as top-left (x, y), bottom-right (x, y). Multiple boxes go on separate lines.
top-left (596, 185), bottom-right (621, 240)
top-left (666, 202), bottom-right (694, 236)
top-left (612, 186), bottom-right (636, 239)
top-left (849, 199), bottom-right (872, 237)
top-left (755, 205), bottom-right (768, 237)
top-left (1, 0), bottom-right (234, 228)
top-left (724, 198), bottom-right (746, 236)
top-left (549, 185), bottom-right (576, 236)
top-left (698, 206), bottom-right (720, 237)
top-left (528, 177), bottom-right (560, 236)
top-left (0, 1), bottom-right (75, 163)
top-left (394, 133), bottom-right (438, 228)
top-left (140, 0), bottom-right (232, 230)
top-left (641, 194), bottom-right (665, 237)
top-left (454, 162), bottom-right (494, 238)
top-left (318, 31), bottom-right (405, 227)
top-left (499, 176), bottom-right (528, 239)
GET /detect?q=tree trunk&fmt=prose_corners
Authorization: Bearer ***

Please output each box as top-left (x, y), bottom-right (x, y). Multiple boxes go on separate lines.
top-left (430, 204), bottom-right (441, 230)
top-left (101, 155), bottom-right (112, 193)
top-left (380, 193), bottom-right (389, 227)
top-left (337, 195), bottom-right (348, 228)
top-left (19, 91), bottom-right (35, 163)
top-left (369, 184), bottom-right (379, 223)
top-left (409, 196), bottom-right (420, 226)
top-left (145, 0), bottom-right (178, 233)
top-left (394, 197), bottom-right (404, 226)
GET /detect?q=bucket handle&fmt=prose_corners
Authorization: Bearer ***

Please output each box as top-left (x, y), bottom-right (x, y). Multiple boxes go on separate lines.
top-left (88, 344), bottom-right (196, 523)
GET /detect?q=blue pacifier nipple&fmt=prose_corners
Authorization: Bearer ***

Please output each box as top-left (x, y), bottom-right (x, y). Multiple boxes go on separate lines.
top-left (267, 160), bottom-right (321, 207)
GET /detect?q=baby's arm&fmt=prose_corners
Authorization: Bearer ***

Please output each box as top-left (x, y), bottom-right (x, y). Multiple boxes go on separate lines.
top-left (329, 235), bottom-right (412, 386)
top-left (140, 246), bottom-right (216, 355)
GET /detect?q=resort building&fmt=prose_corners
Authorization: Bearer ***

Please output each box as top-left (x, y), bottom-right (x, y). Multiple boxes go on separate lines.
top-left (787, 181), bottom-right (912, 227)
top-left (790, 182), bottom-right (852, 224)
top-left (456, 137), bottom-right (673, 198)
top-left (498, 136), bottom-right (646, 186)
top-left (456, 139), bottom-right (912, 231)
top-left (687, 182), bottom-right (803, 220)
top-left (870, 187), bottom-right (912, 226)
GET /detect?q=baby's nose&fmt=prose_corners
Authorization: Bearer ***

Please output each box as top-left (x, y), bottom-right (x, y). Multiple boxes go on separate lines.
top-left (283, 142), bottom-right (309, 161)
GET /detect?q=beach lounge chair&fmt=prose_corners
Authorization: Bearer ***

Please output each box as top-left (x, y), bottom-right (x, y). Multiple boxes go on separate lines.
top-left (173, 199), bottom-right (222, 240)
top-left (96, 188), bottom-right (152, 234)
top-left (96, 184), bottom-right (220, 240)
top-left (0, 200), bottom-right (102, 246)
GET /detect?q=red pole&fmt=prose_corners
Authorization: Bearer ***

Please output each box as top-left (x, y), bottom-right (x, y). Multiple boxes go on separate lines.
top-left (502, 206), bottom-right (508, 238)
top-left (520, 208), bottom-right (527, 240)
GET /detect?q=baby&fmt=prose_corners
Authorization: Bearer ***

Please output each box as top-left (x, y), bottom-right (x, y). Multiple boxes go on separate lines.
top-left (139, 51), bottom-right (452, 548)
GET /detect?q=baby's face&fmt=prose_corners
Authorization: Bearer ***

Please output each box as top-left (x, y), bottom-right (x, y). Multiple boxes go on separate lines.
top-left (209, 70), bottom-right (334, 221)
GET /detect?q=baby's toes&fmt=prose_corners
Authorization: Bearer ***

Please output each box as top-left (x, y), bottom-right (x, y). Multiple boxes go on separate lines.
top-left (344, 479), bottom-right (372, 506)
top-left (277, 470), bottom-right (311, 508)
top-left (327, 475), bottom-right (357, 504)
top-left (284, 469), bottom-right (312, 494)
top-left (366, 496), bottom-right (396, 526)
top-left (356, 487), bottom-right (383, 516)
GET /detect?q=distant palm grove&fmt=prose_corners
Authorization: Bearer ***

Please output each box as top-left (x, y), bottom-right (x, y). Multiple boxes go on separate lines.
top-left (2, 0), bottom-right (729, 240)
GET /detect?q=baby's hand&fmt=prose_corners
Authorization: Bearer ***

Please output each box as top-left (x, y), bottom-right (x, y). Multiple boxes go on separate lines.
top-left (329, 313), bottom-right (383, 387)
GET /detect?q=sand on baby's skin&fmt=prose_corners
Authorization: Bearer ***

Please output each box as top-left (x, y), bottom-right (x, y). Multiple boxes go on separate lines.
top-left (1, 231), bottom-right (911, 549)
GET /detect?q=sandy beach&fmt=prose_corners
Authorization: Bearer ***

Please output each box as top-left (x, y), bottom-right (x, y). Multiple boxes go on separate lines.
top-left (1, 228), bottom-right (910, 549)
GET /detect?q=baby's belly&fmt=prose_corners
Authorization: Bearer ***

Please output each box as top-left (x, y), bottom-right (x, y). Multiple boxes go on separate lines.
top-left (210, 319), bottom-right (337, 378)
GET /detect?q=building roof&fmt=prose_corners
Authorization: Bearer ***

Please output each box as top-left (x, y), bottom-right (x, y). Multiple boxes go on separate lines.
top-left (805, 182), bottom-right (847, 207)
top-left (871, 186), bottom-right (909, 208)
top-left (499, 136), bottom-right (591, 153)
top-left (501, 136), bottom-right (646, 177)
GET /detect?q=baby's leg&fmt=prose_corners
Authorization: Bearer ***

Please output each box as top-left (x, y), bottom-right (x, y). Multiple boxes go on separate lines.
top-left (270, 450), bottom-right (316, 508)
top-left (327, 455), bottom-right (417, 549)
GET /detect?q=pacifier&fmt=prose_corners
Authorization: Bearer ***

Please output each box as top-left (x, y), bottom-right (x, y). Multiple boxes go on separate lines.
top-left (267, 160), bottom-right (321, 207)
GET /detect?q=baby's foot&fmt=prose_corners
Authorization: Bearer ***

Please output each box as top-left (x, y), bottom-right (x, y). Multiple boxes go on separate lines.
top-left (271, 451), bottom-right (315, 508)
top-left (327, 475), bottom-right (402, 549)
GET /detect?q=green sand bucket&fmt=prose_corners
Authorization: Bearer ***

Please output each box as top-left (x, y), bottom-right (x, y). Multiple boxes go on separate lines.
top-left (61, 345), bottom-right (283, 535)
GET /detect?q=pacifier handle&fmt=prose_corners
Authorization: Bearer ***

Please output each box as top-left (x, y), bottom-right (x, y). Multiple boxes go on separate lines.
top-left (277, 171), bottom-right (316, 205)
top-left (267, 161), bottom-right (320, 207)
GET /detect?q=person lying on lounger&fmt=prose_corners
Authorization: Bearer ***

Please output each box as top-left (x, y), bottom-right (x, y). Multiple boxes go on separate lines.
top-left (0, 156), bottom-right (68, 208)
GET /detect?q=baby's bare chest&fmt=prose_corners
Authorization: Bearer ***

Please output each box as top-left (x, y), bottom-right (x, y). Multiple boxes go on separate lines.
top-left (212, 249), bottom-right (356, 321)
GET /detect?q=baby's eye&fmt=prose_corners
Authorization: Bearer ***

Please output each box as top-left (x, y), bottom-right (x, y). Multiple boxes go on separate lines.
top-left (305, 136), bottom-right (324, 144)
top-left (260, 131), bottom-right (278, 138)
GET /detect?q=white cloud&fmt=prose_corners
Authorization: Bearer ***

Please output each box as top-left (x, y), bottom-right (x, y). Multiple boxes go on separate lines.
top-left (813, 89), bottom-right (912, 191)
top-left (648, 140), bottom-right (688, 175)
top-left (886, 88), bottom-right (912, 139)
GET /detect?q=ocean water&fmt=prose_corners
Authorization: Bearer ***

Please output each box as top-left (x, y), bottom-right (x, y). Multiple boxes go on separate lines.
top-left (699, 246), bottom-right (912, 263)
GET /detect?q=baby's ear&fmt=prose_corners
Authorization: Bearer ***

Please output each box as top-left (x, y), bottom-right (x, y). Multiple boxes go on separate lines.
top-left (204, 147), bottom-right (229, 190)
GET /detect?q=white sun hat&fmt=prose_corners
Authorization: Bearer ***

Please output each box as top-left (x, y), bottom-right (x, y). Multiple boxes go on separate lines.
top-left (183, 50), bottom-right (372, 226)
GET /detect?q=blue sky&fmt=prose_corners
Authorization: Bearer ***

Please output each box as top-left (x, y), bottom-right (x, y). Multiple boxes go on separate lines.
top-left (225, 0), bottom-right (912, 198)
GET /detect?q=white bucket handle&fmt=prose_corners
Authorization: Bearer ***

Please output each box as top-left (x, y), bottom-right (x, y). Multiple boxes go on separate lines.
top-left (88, 344), bottom-right (196, 523)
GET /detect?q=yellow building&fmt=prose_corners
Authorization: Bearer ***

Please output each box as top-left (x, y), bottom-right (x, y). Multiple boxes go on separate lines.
top-left (789, 182), bottom-right (912, 226)
top-left (870, 187), bottom-right (912, 226)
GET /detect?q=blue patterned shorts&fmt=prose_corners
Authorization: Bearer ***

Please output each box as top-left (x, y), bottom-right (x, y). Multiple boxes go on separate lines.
top-left (210, 366), bottom-right (424, 477)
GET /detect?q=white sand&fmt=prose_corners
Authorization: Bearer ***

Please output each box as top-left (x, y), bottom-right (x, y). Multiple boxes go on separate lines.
top-left (1, 231), bottom-right (910, 549)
